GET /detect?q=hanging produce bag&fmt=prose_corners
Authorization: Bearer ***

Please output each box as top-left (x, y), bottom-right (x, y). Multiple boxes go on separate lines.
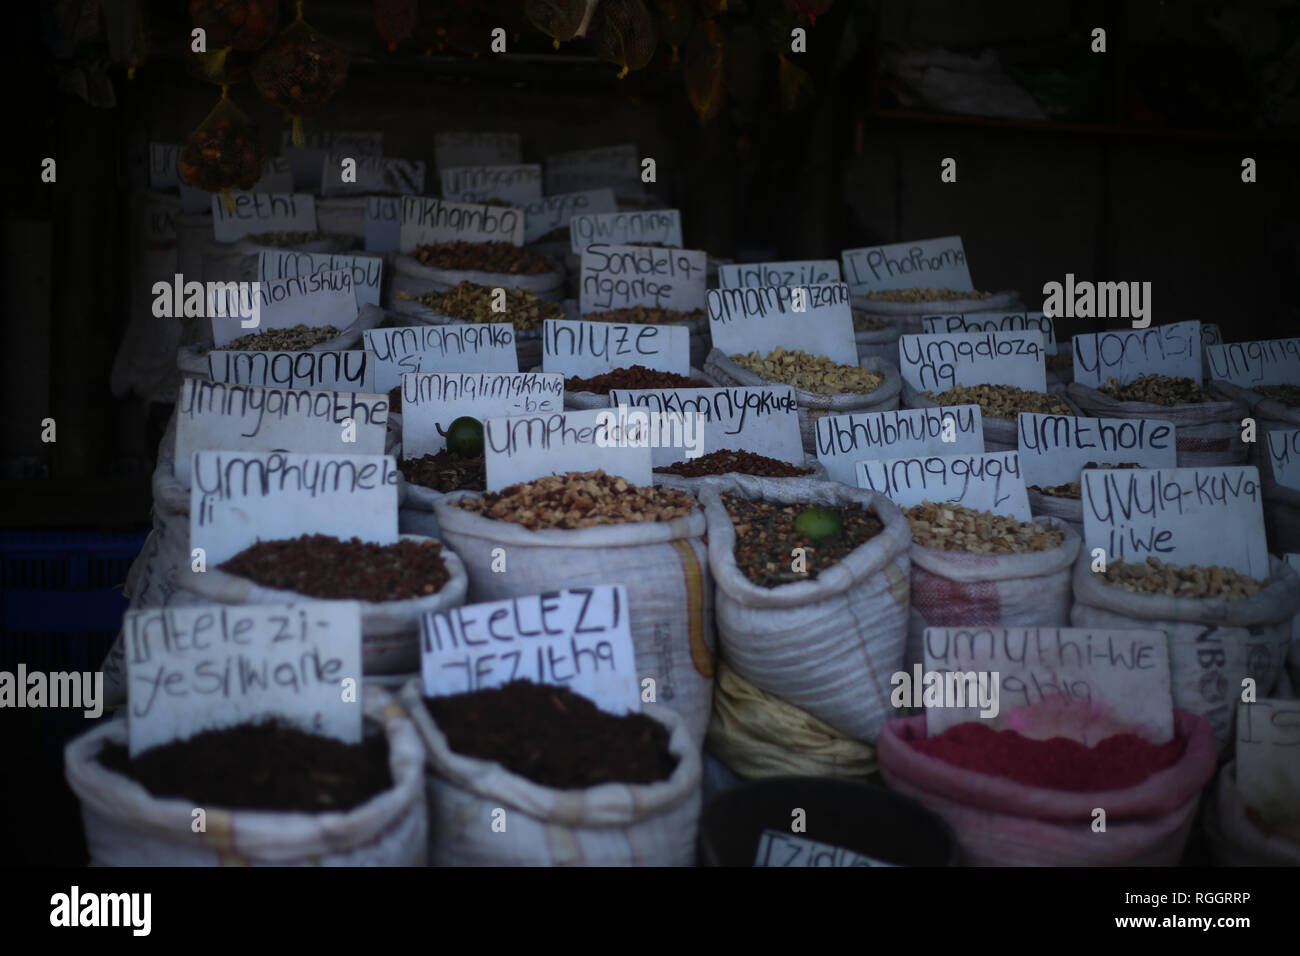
top-left (374, 0), bottom-right (418, 51)
top-left (525, 0), bottom-right (595, 45)
top-left (252, 3), bottom-right (349, 147)
top-left (190, 0), bottom-right (280, 51)
top-left (591, 0), bottom-right (658, 77)
top-left (683, 17), bottom-right (726, 123)
top-left (179, 88), bottom-right (267, 202)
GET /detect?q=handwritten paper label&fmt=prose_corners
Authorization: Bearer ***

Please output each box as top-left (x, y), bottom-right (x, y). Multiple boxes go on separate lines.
top-left (124, 602), bottom-right (363, 756)
top-left (707, 283), bottom-right (857, 367)
top-left (208, 350), bottom-right (369, 392)
top-left (922, 626), bottom-right (1174, 744)
top-left (815, 405), bottom-right (984, 486)
top-left (542, 319), bottom-right (690, 378)
top-left (420, 586), bottom-right (639, 713)
top-left (440, 164), bottom-right (543, 205)
top-left (1265, 428), bottom-right (1300, 492)
top-left (259, 249), bottom-right (384, 308)
top-left (1017, 413), bottom-right (1177, 488)
top-left (607, 386), bottom-right (802, 468)
top-left (922, 310), bottom-right (1056, 351)
top-left (1235, 698), bottom-right (1300, 825)
top-left (754, 831), bottom-right (896, 868)
top-left (856, 450), bottom-right (1030, 518)
top-left (580, 243), bottom-right (706, 312)
top-left (434, 131), bottom-right (520, 172)
top-left (174, 380), bottom-right (388, 483)
top-left (209, 269), bottom-right (355, 347)
top-left (545, 144), bottom-right (644, 197)
top-left (898, 331), bottom-right (1047, 392)
top-left (1205, 338), bottom-right (1300, 390)
top-left (190, 450), bottom-right (398, 566)
top-left (841, 236), bottom-right (972, 297)
top-left (716, 260), bottom-right (841, 289)
top-left (282, 129), bottom-right (382, 190)
top-left (320, 154), bottom-right (425, 197)
top-left (1072, 321), bottom-right (1202, 389)
top-left (1201, 323), bottom-right (1223, 348)
top-left (181, 157), bottom-right (294, 213)
top-left (212, 192), bottom-right (317, 243)
top-left (569, 209), bottom-right (682, 254)
top-left (149, 142), bottom-right (182, 190)
top-left (364, 324), bottom-right (519, 392)
top-left (401, 372), bottom-right (564, 458)
top-left (522, 188), bottom-right (617, 243)
top-left (364, 196), bottom-right (401, 253)
top-left (483, 408), bottom-right (653, 491)
top-left (399, 195), bottom-right (524, 251)
top-left (1080, 465), bottom-right (1268, 578)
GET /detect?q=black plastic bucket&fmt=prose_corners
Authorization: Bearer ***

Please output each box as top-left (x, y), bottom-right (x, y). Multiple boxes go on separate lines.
top-left (698, 776), bottom-right (961, 867)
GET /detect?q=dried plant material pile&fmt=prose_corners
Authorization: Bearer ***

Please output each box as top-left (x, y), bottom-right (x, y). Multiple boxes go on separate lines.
top-left (1030, 462), bottom-right (1142, 499)
top-left (851, 309), bottom-right (887, 331)
top-left (399, 451), bottom-right (486, 493)
top-left (413, 241), bottom-right (556, 274)
top-left (454, 470), bottom-right (697, 530)
top-left (723, 494), bottom-right (885, 587)
top-left (584, 306), bottom-right (705, 325)
top-left (905, 501), bottom-right (1064, 554)
top-left (922, 383), bottom-right (1074, 420)
top-left (246, 230), bottom-right (330, 246)
top-left (865, 288), bottom-right (993, 303)
top-left (1255, 384), bottom-right (1300, 407)
top-left (1096, 556), bottom-right (1265, 600)
top-left (217, 324), bottom-right (340, 351)
top-left (402, 281), bottom-right (562, 328)
top-left (1046, 351), bottom-right (1074, 371)
top-left (654, 449), bottom-right (813, 478)
top-left (220, 534), bottom-right (451, 600)
top-left (1099, 374), bottom-right (1209, 405)
top-left (564, 365), bottom-right (712, 394)
top-left (730, 348), bottom-right (884, 394)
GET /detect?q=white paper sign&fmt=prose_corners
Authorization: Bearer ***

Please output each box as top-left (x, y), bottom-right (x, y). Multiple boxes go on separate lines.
top-left (1017, 413), bottom-right (1177, 488)
top-left (211, 191), bottom-right (317, 243)
top-left (716, 259), bottom-right (841, 289)
top-left (569, 209), bottom-right (682, 254)
top-left (209, 269), bottom-right (356, 347)
top-left (282, 129), bottom-right (383, 191)
top-left (707, 283), bottom-right (857, 367)
top-left (259, 249), bottom-right (384, 308)
top-left (174, 380), bottom-right (388, 483)
top-left (483, 408), bottom-right (653, 491)
top-left (401, 371), bottom-right (564, 458)
top-left (364, 196), bottom-right (401, 253)
top-left (189, 450), bottom-right (398, 566)
top-left (321, 154), bottom-right (425, 196)
top-left (922, 310), bottom-right (1056, 350)
top-left (921, 626), bottom-right (1174, 744)
top-left (364, 324), bottom-right (520, 392)
top-left (399, 195), bottom-right (524, 251)
top-left (580, 243), bottom-right (707, 312)
top-left (815, 405), bottom-right (984, 486)
top-left (1235, 698), bottom-right (1300, 826)
top-left (1205, 338), bottom-right (1300, 390)
top-left (1265, 428), bottom-right (1300, 493)
top-left (181, 156), bottom-right (294, 213)
top-left (754, 831), bottom-right (895, 868)
top-left (521, 188), bottom-right (618, 243)
top-left (542, 319), bottom-right (690, 378)
top-left (841, 236), bottom-right (972, 297)
top-left (434, 131), bottom-right (520, 172)
top-left (440, 164), bottom-right (543, 204)
top-left (607, 386), bottom-right (802, 468)
top-left (1080, 465), bottom-right (1269, 579)
top-left (420, 586), bottom-right (639, 713)
top-left (208, 350), bottom-right (370, 392)
top-left (857, 450), bottom-right (1031, 518)
top-left (123, 601), bottom-right (363, 756)
top-left (1201, 323), bottom-right (1223, 348)
top-left (898, 331), bottom-right (1047, 392)
top-left (545, 144), bottom-right (644, 197)
top-left (148, 142), bottom-right (182, 190)
top-left (1072, 321), bottom-right (1203, 389)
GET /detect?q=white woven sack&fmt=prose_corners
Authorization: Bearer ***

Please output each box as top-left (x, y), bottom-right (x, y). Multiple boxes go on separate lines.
top-left (902, 380), bottom-right (1081, 452)
top-left (850, 289), bottom-right (1022, 316)
top-left (390, 253), bottom-right (564, 304)
top-left (1025, 489), bottom-right (1083, 539)
top-left (854, 324), bottom-right (903, 365)
top-left (430, 492), bottom-right (716, 745)
top-left (316, 197), bottom-right (367, 243)
top-left (1071, 553), bottom-right (1300, 756)
top-left (699, 477), bottom-right (912, 742)
top-left (397, 474), bottom-right (453, 540)
top-left (651, 457), bottom-right (828, 495)
top-left (64, 685), bottom-right (427, 866)
top-left (1204, 761), bottom-right (1300, 866)
top-left (398, 679), bottom-right (701, 866)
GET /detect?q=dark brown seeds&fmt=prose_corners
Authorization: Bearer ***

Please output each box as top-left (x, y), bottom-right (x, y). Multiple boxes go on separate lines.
top-left (219, 534), bottom-right (450, 601)
top-left (723, 494), bottom-right (885, 588)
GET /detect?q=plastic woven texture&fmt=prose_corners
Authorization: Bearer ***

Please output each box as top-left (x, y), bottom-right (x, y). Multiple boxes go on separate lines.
top-left (592, 0), bottom-right (658, 76)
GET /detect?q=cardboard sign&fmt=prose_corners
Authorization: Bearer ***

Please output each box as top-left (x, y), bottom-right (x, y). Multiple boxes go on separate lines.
top-left (607, 386), bottom-right (803, 468)
top-left (282, 129), bottom-right (383, 191)
top-left (545, 144), bottom-right (644, 197)
top-left (580, 243), bottom-right (707, 312)
top-left (856, 450), bottom-right (1031, 518)
top-left (1017, 413), bottom-right (1177, 488)
top-left (1205, 338), bottom-right (1300, 390)
top-left (483, 408), bottom-right (653, 491)
top-left (754, 831), bottom-right (895, 868)
top-left (320, 154), bottom-right (425, 197)
top-left (440, 164), bottom-right (543, 205)
top-left (815, 405), bottom-right (984, 486)
top-left (922, 310), bottom-right (1056, 351)
top-left (123, 602), bottom-right (363, 757)
top-left (716, 260), bottom-right (841, 289)
top-left (189, 450), bottom-right (398, 566)
top-left (542, 319), bottom-right (690, 378)
top-left (1081, 465), bottom-right (1269, 579)
top-left (148, 142), bottom-right (182, 190)
top-left (1072, 321), bottom-right (1203, 389)
top-left (208, 350), bottom-right (369, 392)
top-left (568, 209), bottom-right (682, 254)
top-left (401, 372), bottom-right (564, 458)
top-left (1265, 428), bottom-right (1300, 493)
top-left (209, 269), bottom-right (356, 347)
top-left (434, 131), bottom-right (521, 172)
top-left (522, 188), bottom-right (617, 244)
top-left (1201, 323), bottom-right (1223, 348)
top-left (898, 331), bottom-right (1047, 393)
top-left (174, 380), bottom-right (388, 483)
top-left (211, 192), bottom-right (317, 243)
top-left (1235, 698), bottom-right (1300, 827)
top-left (181, 156), bottom-right (294, 213)
top-left (420, 586), bottom-right (639, 714)
top-left (707, 283), bottom-right (857, 367)
top-left (841, 236), bottom-right (972, 297)
top-left (399, 195), bottom-right (524, 251)
top-left (364, 324), bottom-right (519, 392)
top-left (259, 249), bottom-right (384, 308)
top-left (921, 626), bottom-right (1174, 745)
top-left (364, 196), bottom-right (401, 253)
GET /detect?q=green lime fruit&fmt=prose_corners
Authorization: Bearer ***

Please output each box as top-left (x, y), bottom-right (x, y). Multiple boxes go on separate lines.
top-left (793, 507), bottom-right (842, 542)
top-left (445, 416), bottom-right (484, 458)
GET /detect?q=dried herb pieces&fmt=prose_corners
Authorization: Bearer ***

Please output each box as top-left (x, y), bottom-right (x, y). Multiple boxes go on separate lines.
top-left (454, 470), bottom-right (698, 530)
top-left (217, 324), bottom-right (340, 351)
top-left (219, 534), bottom-right (451, 601)
top-left (1099, 374), bottom-right (1209, 406)
top-left (905, 501), bottom-right (1064, 554)
top-left (1096, 556), bottom-right (1265, 600)
top-left (565, 365), bottom-right (711, 394)
top-left (723, 494), bottom-right (885, 587)
top-left (654, 449), bottom-right (812, 478)
top-left (923, 384), bottom-right (1074, 420)
top-left (413, 241), bottom-right (557, 275)
top-left (1255, 384), bottom-right (1300, 407)
top-left (404, 280), bottom-right (563, 328)
top-left (400, 450), bottom-right (486, 493)
top-left (730, 348), bottom-right (884, 394)
top-left (864, 288), bottom-right (993, 302)
top-left (584, 306), bottom-right (705, 325)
